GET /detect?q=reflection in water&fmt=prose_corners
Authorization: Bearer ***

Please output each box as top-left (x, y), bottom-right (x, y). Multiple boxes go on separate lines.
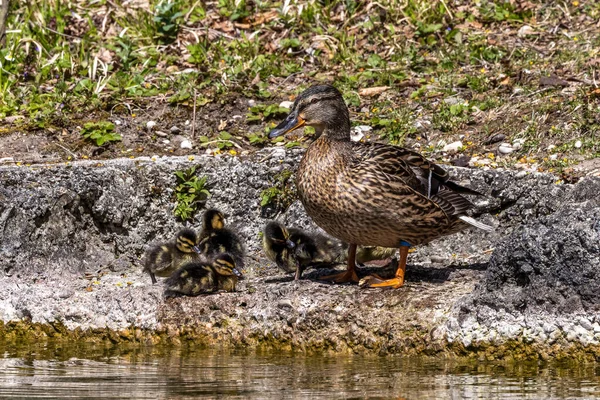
top-left (0, 342), bottom-right (599, 399)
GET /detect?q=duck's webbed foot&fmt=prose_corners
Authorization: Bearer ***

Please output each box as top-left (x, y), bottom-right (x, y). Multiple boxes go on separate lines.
top-left (320, 269), bottom-right (359, 283)
top-left (359, 274), bottom-right (404, 289)
top-left (359, 246), bottom-right (408, 289)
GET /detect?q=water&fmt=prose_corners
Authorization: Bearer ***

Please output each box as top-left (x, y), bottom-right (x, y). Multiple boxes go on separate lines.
top-left (1, 342), bottom-right (599, 399)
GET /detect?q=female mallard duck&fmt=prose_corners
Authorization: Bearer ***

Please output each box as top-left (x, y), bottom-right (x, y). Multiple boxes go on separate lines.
top-left (143, 228), bottom-right (201, 284)
top-left (198, 209), bottom-right (246, 270)
top-left (163, 253), bottom-right (242, 298)
top-left (263, 221), bottom-right (396, 280)
top-left (268, 85), bottom-right (492, 288)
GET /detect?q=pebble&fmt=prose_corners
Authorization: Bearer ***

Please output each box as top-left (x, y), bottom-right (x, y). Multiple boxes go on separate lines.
top-left (498, 143), bottom-right (514, 154)
top-left (575, 140), bottom-right (582, 148)
top-left (549, 154), bottom-right (558, 160)
top-left (114, 120), bottom-right (122, 125)
top-left (512, 138), bottom-right (526, 150)
top-left (484, 133), bottom-right (505, 145)
top-left (517, 25), bottom-right (535, 37)
top-left (0, 157), bottom-right (14, 163)
top-left (4, 115), bottom-right (24, 123)
top-left (547, 144), bottom-right (556, 151)
top-left (443, 141), bottom-right (463, 152)
top-left (170, 126), bottom-right (181, 134)
top-left (146, 121), bottom-right (157, 131)
top-left (279, 101), bottom-right (294, 109)
top-left (155, 131), bottom-right (168, 137)
top-left (350, 125), bottom-right (372, 142)
top-left (180, 139), bottom-right (193, 149)
top-left (515, 171), bottom-right (527, 179)
top-left (443, 96), bottom-right (461, 105)
top-left (248, 99), bottom-right (256, 107)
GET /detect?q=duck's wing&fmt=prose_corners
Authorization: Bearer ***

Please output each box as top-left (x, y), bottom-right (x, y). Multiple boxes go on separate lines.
top-left (349, 142), bottom-right (478, 220)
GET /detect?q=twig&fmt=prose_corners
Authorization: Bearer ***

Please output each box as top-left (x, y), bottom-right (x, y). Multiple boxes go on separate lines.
top-left (439, 0), bottom-right (453, 19)
top-left (55, 143), bottom-right (78, 159)
top-left (192, 88), bottom-right (197, 139)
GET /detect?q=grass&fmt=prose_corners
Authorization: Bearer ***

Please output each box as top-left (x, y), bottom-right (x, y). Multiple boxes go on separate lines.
top-left (1, 0), bottom-right (599, 178)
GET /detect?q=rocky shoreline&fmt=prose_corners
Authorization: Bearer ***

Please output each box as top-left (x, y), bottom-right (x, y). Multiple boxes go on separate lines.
top-left (1, 150), bottom-right (599, 360)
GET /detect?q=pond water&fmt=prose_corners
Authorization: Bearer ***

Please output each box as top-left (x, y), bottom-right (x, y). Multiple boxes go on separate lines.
top-left (1, 342), bottom-right (599, 399)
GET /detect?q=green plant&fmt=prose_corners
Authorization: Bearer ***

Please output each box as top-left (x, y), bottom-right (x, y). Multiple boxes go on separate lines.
top-left (259, 170), bottom-right (296, 217)
top-left (173, 166), bottom-right (211, 221)
top-left (154, 0), bottom-right (185, 43)
top-left (247, 104), bottom-right (290, 122)
top-left (80, 122), bottom-right (121, 146)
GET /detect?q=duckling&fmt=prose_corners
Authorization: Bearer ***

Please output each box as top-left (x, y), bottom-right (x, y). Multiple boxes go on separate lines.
top-left (198, 209), bottom-right (246, 269)
top-left (269, 84), bottom-right (493, 288)
top-left (262, 221), bottom-right (346, 280)
top-left (355, 246), bottom-right (397, 266)
top-left (143, 228), bottom-right (201, 284)
top-left (163, 253), bottom-right (242, 298)
top-left (262, 221), bottom-right (299, 275)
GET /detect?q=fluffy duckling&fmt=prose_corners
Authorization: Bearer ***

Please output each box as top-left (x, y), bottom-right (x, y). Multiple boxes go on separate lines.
top-left (163, 253), bottom-right (242, 298)
top-left (143, 228), bottom-right (201, 284)
top-left (355, 246), bottom-right (397, 265)
top-left (263, 221), bottom-right (398, 280)
top-left (263, 221), bottom-right (345, 280)
top-left (198, 209), bottom-right (246, 269)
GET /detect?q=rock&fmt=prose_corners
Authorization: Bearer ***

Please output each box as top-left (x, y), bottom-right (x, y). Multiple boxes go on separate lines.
top-left (2, 151), bottom-right (600, 355)
top-left (498, 143), bottom-right (514, 154)
top-left (279, 101), bottom-right (294, 109)
top-left (443, 141), bottom-right (463, 152)
top-left (451, 155), bottom-right (471, 167)
top-left (517, 25), bottom-right (536, 37)
top-left (146, 121), bottom-right (157, 131)
top-left (170, 126), bottom-right (181, 134)
top-left (469, 177), bottom-right (600, 316)
top-left (4, 115), bottom-right (25, 124)
top-left (575, 140), bottom-right (582, 149)
top-left (350, 125), bottom-right (371, 142)
top-left (180, 139), bottom-right (193, 149)
top-left (512, 138), bottom-right (526, 150)
top-left (515, 171), bottom-right (527, 179)
top-left (155, 131), bottom-right (168, 138)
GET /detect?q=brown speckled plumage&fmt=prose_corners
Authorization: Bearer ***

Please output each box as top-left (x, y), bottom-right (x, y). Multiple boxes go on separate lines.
top-left (297, 138), bottom-right (473, 247)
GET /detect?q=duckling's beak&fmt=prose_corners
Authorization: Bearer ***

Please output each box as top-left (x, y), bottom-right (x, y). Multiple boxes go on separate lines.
top-left (286, 239), bottom-right (296, 249)
top-left (233, 267), bottom-right (243, 278)
top-left (192, 245), bottom-right (201, 254)
top-left (268, 111), bottom-right (305, 138)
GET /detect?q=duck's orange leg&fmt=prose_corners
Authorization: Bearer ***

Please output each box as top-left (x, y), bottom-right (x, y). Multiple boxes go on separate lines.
top-left (359, 244), bottom-right (409, 289)
top-left (321, 243), bottom-right (359, 283)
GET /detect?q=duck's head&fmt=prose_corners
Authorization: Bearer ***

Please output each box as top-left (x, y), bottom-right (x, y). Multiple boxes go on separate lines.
top-left (269, 85), bottom-right (350, 140)
top-left (176, 228), bottom-right (201, 254)
top-left (202, 209), bottom-right (225, 231)
top-left (213, 253), bottom-right (243, 277)
top-left (263, 221), bottom-right (296, 250)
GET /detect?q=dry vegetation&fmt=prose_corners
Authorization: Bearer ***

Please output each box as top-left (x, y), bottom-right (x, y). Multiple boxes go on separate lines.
top-left (1, 0), bottom-right (599, 179)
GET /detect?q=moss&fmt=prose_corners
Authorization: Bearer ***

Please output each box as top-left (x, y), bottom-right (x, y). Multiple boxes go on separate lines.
top-left (3, 320), bottom-right (600, 362)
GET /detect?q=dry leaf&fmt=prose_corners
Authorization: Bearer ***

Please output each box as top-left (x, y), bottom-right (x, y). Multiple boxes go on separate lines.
top-left (359, 86), bottom-right (390, 96)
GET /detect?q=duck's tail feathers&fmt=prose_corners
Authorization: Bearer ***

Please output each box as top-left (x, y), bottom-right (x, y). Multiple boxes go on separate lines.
top-left (459, 216), bottom-right (495, 232)
top-left (445, 181), bottom-right (485, 197)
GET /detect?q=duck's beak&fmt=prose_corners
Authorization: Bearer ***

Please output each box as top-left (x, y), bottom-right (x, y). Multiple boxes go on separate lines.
top-left (286, 239), bottom-right (296, 249)
top-left (268, 111), bottom-right (305, 139)
top-left (192, 245), bottom-right (201, 254)
top-left (233, 267), bottom-right (243, 278)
